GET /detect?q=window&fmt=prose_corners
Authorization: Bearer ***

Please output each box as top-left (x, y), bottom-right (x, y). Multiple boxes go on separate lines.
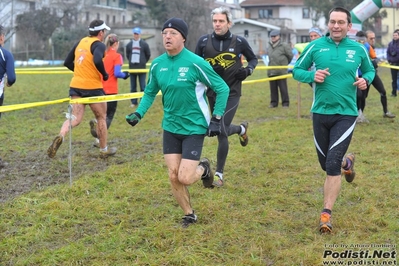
top-left (29, 2), bottom-right (35, 11)
top-left (300, 35), bottom-right (310, 43)
top-left (303, 8), bottom-right (310, 19)
top-left (259, 9), bottom-right (273, 19)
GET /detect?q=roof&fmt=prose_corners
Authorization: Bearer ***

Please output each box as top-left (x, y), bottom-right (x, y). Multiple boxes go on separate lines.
top-left (232, 18), bottom-right (280, 30)
top-left (240, 0), bottom-right (304, 7)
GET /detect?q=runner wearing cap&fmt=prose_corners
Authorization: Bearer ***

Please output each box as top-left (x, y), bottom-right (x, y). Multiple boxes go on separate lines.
top-left (47, 19), bottom-right (117, 159)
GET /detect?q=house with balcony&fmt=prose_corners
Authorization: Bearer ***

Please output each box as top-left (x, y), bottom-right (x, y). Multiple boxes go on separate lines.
top-left (239, 0), bottom-right (326, 54)
top-left (0, 0), bottom-right (153, 54)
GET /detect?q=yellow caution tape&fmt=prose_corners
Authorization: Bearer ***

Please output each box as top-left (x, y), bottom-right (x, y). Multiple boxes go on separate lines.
top-left (15, 65), bottom-right (291, 74)
top-left (69, 92), bottom-right (162, 104)
top-left (16, 69), bottom-right (149, 74)
top-left (2, 66), bottom-right (293, 113)
top-left (0, 98), bottom-right (70, 112)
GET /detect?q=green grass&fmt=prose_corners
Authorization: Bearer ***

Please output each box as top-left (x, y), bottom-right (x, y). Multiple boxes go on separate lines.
top-left (0, 66), bottom-right (398, 265)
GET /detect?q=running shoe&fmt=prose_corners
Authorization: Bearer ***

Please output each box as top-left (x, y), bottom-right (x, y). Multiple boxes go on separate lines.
top-left (89, 119), bottom-right (98, 138)
top-left (47, 135), bottom-right (63, 158)
top-left (213, 173), bottom-right (224, 187)
top-left (181, 212), bottom-right (197, 228)
top-left (99, 147), bottom-right (117, 159)
top-left (383, 112), bottom-right (396, 118)
top-left (0, 158), bottom-right (8, 169)
top-left (319, 213), bottom-right (332, 233)
top-left (239, 122), bottom-right (249, 147)
top-left (199, 158), bottom-right (214, 188)
top-left (342, 153), bottom-right (356, 183)
top-left (93, 138), bottom-right (100, 148)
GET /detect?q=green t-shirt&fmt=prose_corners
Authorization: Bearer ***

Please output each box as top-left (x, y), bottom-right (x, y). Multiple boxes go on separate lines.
top-left (293, 35), bottom-right (375, 116)
top-left (137, 47), bottom-right (229, 135)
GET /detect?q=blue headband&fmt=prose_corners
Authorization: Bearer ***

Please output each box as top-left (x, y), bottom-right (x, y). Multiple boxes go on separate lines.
top-left (309, 27), bottom-right (323, 37)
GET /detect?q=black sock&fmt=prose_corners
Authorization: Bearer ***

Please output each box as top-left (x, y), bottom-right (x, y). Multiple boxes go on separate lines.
top-left (322, 209), bottom-right (332, 215)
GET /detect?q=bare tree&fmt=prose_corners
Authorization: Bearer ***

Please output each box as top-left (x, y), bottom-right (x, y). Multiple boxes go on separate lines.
top-left (145, 0), bottom-right (213, 51)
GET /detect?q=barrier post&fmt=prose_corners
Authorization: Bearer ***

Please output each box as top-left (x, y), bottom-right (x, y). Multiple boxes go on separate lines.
top-left (297, 82), bottom-right (301, 119)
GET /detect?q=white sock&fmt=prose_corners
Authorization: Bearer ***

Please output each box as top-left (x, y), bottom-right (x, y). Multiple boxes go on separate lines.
top-left (100, 146), bottom-right (108, 152)
top-left (215, 172), bottom-right (223, 180)
top-left (240, 125), bottom-right (246, 135)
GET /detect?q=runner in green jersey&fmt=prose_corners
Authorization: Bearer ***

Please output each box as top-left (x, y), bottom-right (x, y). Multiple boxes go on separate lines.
top-left (126, 18), bottom-right (229, 227)
top-left (293, 7), bottom-right (375, 234)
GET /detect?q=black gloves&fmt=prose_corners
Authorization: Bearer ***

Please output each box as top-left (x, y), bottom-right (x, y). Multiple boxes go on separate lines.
top-left (103, 73), bottom-right (109, 81)
top-left (212, 64), bottom-right (224, 76)
top-left (123, 71), bottom-right (130, 80)
top-left (372, 59), bottom-right (378, 69)
top-left (126, 112), bottom-right (141, 127)
top-left (235, 67), bottom-right (252, 81)
top-left (207, 116), bottom-right (221, 137)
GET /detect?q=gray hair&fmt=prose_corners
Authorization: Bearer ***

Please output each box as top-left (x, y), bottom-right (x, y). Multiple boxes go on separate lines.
top-left (211, 7), bottom-right (234, 26)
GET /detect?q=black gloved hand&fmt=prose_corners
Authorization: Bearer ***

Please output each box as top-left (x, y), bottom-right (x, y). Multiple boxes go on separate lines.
top-left (126, 112), bottom-right (141, 127)
top-left (235, 67), bottom-right (252, 81)
top-left (372, 59), bottom-right (378, 69)
top-left (207, 116), bottom-right (221, 137)
top-left (103, 73), bottom-right (109, 81)
top-left (212, 64), bottom-right (224, 76)
top-left (123, 71), bottom-right (130, 80)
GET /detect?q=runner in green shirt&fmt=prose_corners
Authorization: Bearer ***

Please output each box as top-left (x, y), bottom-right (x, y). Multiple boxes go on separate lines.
top-left (126, 18), bottom-right (229, 228)
top-left (293, 7), bottom-right (375, 234)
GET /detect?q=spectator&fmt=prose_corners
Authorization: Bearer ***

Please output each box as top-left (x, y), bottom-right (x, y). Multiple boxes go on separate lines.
top-left (125, 27), bottom-right (151, 107)
top-left (386, 30), bottom-right (399, 97)
top-left (195, 6), bottom-right (258, 187)
top-left (267, 30), bottom-right (293, 108)
top-left (309, 27), bottom-right (323, 41)
top-left (356, 30), bottom-right (395, 123)
top-left (0, 24), bottom-right (16, 168)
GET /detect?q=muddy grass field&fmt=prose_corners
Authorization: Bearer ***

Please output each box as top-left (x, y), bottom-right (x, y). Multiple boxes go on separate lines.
top-left (0, 71), bottom-right (164, 203)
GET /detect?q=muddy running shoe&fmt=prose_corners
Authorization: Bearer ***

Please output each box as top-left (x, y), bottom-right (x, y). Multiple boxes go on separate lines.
top-left (213, 173), bottom-right (224, 187)
top-left (181, 212), bottom-right (197, 228)
top-left (319, 213), bottom-right (332, 233)
top-left (342, 153), bottom-right (356, 183)
top-left (199, 158), bottom-right (214, 188)
top-left (93, 138), bottom-right (100, 148)
top-left (89, 119), bottom-right (98, 138)
top-left (0, 158), bottom-right (8, 169)
top-left (239, 122), bottom-right (249, 147)
top-left (99, 147), bottom-right (117, 159)
top-left (47, 135), bottom-right (63, 158)
top-left (383, 112), bottom-right (396, 118)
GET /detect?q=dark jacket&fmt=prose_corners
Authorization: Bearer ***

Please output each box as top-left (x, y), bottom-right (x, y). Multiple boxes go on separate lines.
top-left (387, 39), bottom-right (399, 65)
top-left (195, 30), bottom-right (258, 97)
top-left (125, 39), bottom-right (151, 69)
top-left (0, 47), bottom-right (16, 87)
top-left (267, 40), bottom-right (293, 77)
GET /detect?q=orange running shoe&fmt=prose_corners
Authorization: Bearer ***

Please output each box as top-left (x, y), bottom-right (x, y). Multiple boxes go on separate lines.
top-left (319, 213), bottom-right (332, 233)
top-left (342, 153), bottom-right (356, 183)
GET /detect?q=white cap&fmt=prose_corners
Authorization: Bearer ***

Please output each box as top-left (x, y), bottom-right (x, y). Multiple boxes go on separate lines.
top-left (89, 22), bottom-right (110, 31)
